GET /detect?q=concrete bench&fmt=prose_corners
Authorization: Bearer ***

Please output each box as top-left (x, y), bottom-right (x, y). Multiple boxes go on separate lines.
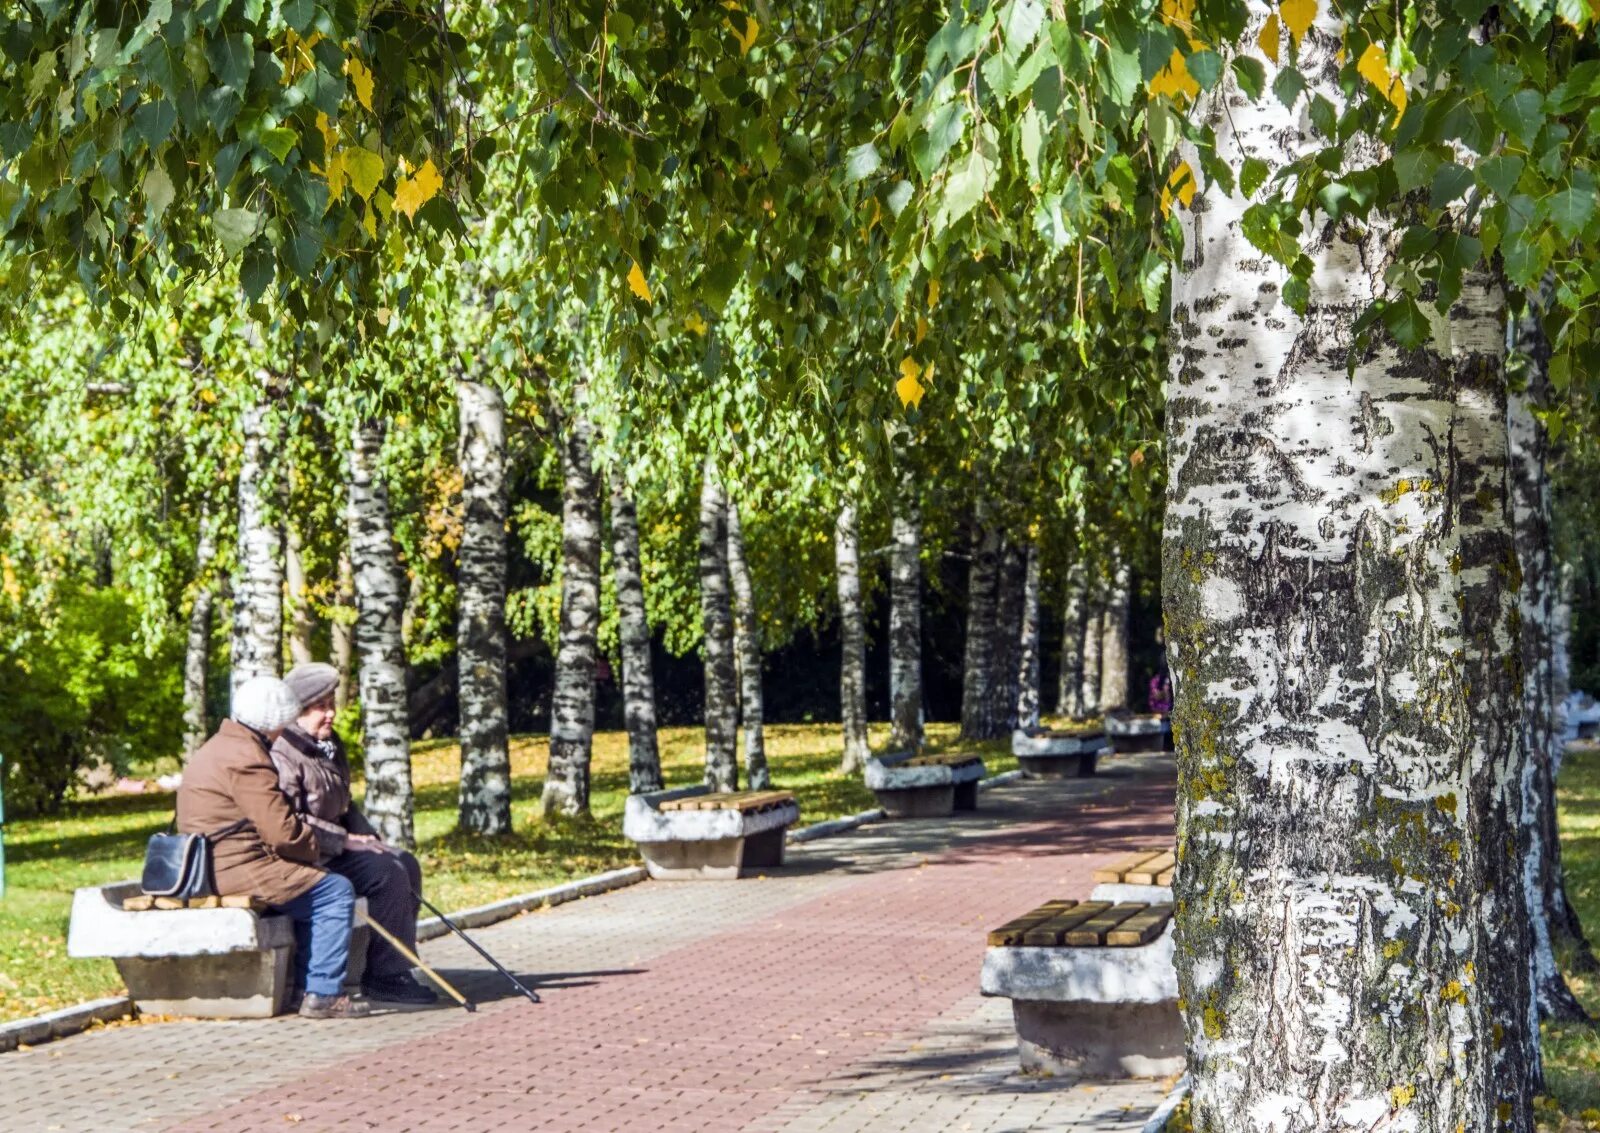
top-left (981, 898), bottom-right (1181, 1079)
top-left (67, 881), bottom-right (367, 1018)
top-left (623, 786), bottom-right (800, 880)
top-left (1089, 848), bottom-right (1175, 904)
top-left (864, 751), bottom-right (986, 818)
top-left (1011, 726), bottom-right (1112, 778)
top-left (1105, 712), bottom-right (1173, 752)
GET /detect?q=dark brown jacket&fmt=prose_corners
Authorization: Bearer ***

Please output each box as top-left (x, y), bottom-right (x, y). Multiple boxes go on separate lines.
top-left (176, 719), bottom-right (326, 907)
top-left (268, 726), bottom-right (376, 863)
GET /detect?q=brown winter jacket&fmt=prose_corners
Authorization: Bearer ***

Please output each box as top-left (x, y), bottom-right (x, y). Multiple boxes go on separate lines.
top-left (268, 725), bottom-right (377, 863)
top-left (176, 719), bottom-right (326, 907)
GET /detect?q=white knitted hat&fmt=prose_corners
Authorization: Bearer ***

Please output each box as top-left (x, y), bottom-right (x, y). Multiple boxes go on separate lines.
top-left (232, 676), bottom-right (304, 733)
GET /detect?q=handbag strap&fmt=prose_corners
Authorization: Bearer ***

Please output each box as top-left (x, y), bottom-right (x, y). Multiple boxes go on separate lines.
top-left (205, 817), bottom-right (252, 843)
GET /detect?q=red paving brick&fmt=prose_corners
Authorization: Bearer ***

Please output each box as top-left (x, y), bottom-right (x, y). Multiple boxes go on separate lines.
top-left (164, 777), bottom-right (1174, 1133)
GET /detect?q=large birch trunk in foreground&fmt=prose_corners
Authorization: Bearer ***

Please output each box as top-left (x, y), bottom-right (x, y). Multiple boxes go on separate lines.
top-left (1098, 553), bottom-right (1130, 711)
top-left (231, 398), bottom-right (282, 692)
top-left (1014, 542), bottom-right (1042, 730)
top-left (1056, 563), bottom-right (1087, 717)
top-left (1167, 15), bottom-right (1536, 1127)
top-left (726, 500), bottom-right (770, 789)
top-left (611, 472), bottom-right (663, 794)
top-left (456, 380), bottom-right (512, 835)
top-left (182, 512), bottom-right (219, 755)
top-left (699, 459), bottom-right (739, 790)
top-left (542, 411), bottom-right (601, 818)
top-left (889, 469), bottom-right (924, 751)
top-left (835, 501), bottom-right (871, 772)
top-left (960, 510), bottom-right (1003, 740)
top-left (348, 420), bottom-right (414, 848)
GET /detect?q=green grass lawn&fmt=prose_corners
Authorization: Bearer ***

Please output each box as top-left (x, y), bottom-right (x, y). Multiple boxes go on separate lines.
top-left (0, 721), bottom-right (1009, 1022)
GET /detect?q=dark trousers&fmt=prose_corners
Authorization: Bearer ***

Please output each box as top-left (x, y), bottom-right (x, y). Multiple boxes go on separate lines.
top-left (326, 848), bottom-right (423, 981)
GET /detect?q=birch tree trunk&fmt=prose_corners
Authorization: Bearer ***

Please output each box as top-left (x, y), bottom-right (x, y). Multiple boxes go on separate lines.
top-left (1014, 542), bottom-right (1042, 731)
top-left (699, 459), bottom-right (739, 790)
top-left (1055, 563), bottom-right (1087, 717)
top-left (182, 512), bottom-right (218, 755)
top-left (1079, 590), bottom-right (1103, 717)
top-left (1098, 553), bottom-right (1130, 712)
top-left (456, 379), bottom-right (512, 835)
top-left (987, 539), bottom-right (1026, 731)
top-left (1167, 13), bottom-right (1536, 1125)
top-left (331, 552), bottom-right (354, 712)
top-left (348, 420), bottom-right (414, 848)
top-left (541, 411), bottom-right (601, 819)
top-left (611, 471), bottom-right (663, 794)
top-left (889, 469), bottom-right (924, 751)
top-left (835, 501), bottom-right (871, 771)
top-left (960, 510), bottom-right (1003, 740)
top-left (231, 398), bottom-right (282, 693)
top-left (284, 520), bottom-right (314, 667)
top-left (726, 500), bottom-right (769, 789)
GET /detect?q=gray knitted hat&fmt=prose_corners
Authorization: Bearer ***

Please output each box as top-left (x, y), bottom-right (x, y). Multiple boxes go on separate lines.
top-left (232, 676), bottom-right (303, 733)
top-left (284, 662), bottom-right (340, 709)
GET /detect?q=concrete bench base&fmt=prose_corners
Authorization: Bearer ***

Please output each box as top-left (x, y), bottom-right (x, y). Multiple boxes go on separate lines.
top-left (865, 754), bottom-right (984, 818)
top-left (1106, 716), bottom-right (1173, 753)
top-left (637, 825), bottom-right (787, 880)
top-left (115, 947), bottom-right (293, 1019)
top-left (1013, 999), bottom-right (1184, 1078)
top-left (1018, 750), bottom-right (1104, 779)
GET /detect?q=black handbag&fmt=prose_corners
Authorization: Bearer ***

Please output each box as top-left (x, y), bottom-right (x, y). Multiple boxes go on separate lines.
top-left (140, 818), bottom-right (250, 899)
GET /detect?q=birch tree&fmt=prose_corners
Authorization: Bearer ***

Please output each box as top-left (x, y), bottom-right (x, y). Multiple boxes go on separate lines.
top-left (835, 501), bottom-right (871, 771)
top-left (960, 510), bottom-right (1003, 740)
top-left (1098, 553), bottom-right (1131, 712)
top-left (1056, 563), bottom-right (1087, 717)
top-left (1079, 588), bottom-right (1103, 718)
top-left (456, 379), bottom-right (512, 835)
top-left (610, 471), bottom-right (663, 794)
top-left (699, 459), bottom-right (739, 790)
top-left (1015, 542), bottom-right (1042, 730)
top-left (348, 419), bottom-right (414, 848)
top-left (889, 464), bottom-right (924, 751)
top-left (283, 521), bottom-right (315, 668)
top-left (1164, 11), bottom-right (1537, 1125)
top-left (231, 395), bottom-right (282, 692)
top-left (182, 511), bottom-right (219, 755)
top-left (987, 539), bottom-right (1026, 731)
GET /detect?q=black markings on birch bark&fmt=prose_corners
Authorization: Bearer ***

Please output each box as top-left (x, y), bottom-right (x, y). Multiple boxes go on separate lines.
top-left (1098, 553), bottom-right (1130, 712)
top-left (988, 539), bottom-right (1026, 731)
top-left (182, 511), bottom-right (218, 755)
top-left (726, 499), bottom-right (769, 789)
top-left (610, 471), bottom-right (663, 794)
top-left (960, 507), bottom-right (1003, 740)
top-left (889, 467), bottom-right (924, 751)
top-left (1167, 11), bottom-right (1536, 1125)
top-left (456, 380), bottom-right (512, 836)
top-left (1056, 563), bottom-right (1087, 717)
top-left (1079, 584), bottom-right (1104, 717)
top-left (1015, 542), bottom-right (1042, 731)
top-left (541, 410), bottom-right (601, 819)
top-left (835, 501), bottom-right (871, 772)
top-left (699, 459), bottom-right (739, 790)
top-left (231, 397), bottom-right (282, 692)
top-left (348, 419), bottom-right (414, 848)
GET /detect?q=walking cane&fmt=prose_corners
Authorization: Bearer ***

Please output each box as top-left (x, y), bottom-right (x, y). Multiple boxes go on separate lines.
top-left (359, 911), bottom-right (476, 1013)
top-left (413, 889), bottom-right (542, 1005)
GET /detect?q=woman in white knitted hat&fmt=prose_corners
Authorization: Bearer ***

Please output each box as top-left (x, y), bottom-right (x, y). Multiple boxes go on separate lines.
top-left (177, 675), bottom-right (369, 1020)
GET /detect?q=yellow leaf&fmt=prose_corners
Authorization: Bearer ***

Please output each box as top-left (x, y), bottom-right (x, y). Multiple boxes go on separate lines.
top-left (927, 277), bottom-right (940, 309)
top-left (1159, 0), bottom-right (1196, 37)
top-left (345, 57), bottom-right (374, 112)
top-left (316, 112), bottom-right (337, 155)
top-left (322, 149), bottom-right (346, 202)
top-left (1160, 161), bottom-right (1197, 217)
top-left (346, 146), bottom-right (384, 201)
top-left (1148, 48), bottom-right (1199, 104)
top-left (1357, 43), bottom-right (1407, 120)
top-left (392, 158), bottom-right (441, 220)
top-left (896, 357), bottom-right (925, 408)
top-left (725, 13), bottom-right (759, 55)
top-left (684, 311), bottom-right (708, 335)
top-left (1279, 0), bottom-right (1315, 47)
top-left (868, 197), bottom-right (882, 231)
top-left (627, 260), bottom-right (652, 303)
top-left (1257, 13), bottom-right (1281, 64)
top-left (363, 205), bottom-right (378, 239)
top-left (915, 316), bottom-right (928, 345)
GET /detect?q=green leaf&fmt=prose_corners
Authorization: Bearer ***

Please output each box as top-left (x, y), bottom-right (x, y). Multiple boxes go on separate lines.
top-left (1381, 297), bottom-right (1430, 348)
top-left (346, 146), bottom-right (384, 200)
top-left (885, 180), bottom-right (914, 216)
top-left (913, 101), bottom-right (966, 178)
top-left (1272, 65), bottom-right (1306, 109)
top-left (845, 142), bottom-right (881, 183)
top-left (1101, 37), bottom-right (1141, 107)
top-left (1429, 163), bottom-right (1474, 208)
top-left (241, 242), bottom-right (274, 300)
top-left (1138, 251), bottom-right (1168, 311)
top-left (143, 164), bottom-right (175, 224)
top-left (260, 127), bottom-right (297, 163)
top-left (1549, 186), bottom-right (1593, 240)
top-left (205, 32), bottom-right (253, 92)
top-left (1392, 147), bottom-right (1440, 193)
top-left (1020, 104), bottom-right (1044, 183)
top-left (1185, 50), bottom-right (1222, 91)
top-left (1239, 156), bottom-right (1269, 198)
top-left (937, 129), bottom-right (995, 229)
top-left (214, 207), bottom-right (260, 256)
top-left (1230, 56), bottom-right (1266, 100)
top-left (1494, 88), bottom-right (1545, 146)
top-left (1478, 154), bottom-right (1525, 200)
top-left (999, 0), bottom-right (1045, 57)
top-left (213, 141), bottom-right (249, 191)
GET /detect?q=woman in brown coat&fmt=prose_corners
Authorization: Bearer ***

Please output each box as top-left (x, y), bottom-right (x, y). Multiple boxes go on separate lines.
top-left (177, 676), bottom-right (369, 1019)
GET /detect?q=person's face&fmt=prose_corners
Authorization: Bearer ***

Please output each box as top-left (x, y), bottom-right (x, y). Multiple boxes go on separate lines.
top-left (297, 696), bottom-right (336, 741)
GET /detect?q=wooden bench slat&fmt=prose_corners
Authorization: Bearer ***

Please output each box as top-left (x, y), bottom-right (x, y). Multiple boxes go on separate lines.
top-left (658, 790), bottom-right (796, 813)
top-left (1090, 849), bottom-right (1168, 885)
top-left (1105, 904), bottom-right (1174, 946)
top-left (986, 900), bottom-right (1078, 946)
top-left (1155, 867), bottom-right (1175, 886)
top-left (122, 893), bottom-right (267, 912)
top-left (1062, 902), bottom-right (1147, 946)
top-left (1126, 851), bottom-right (1176, 886)
top-left (1021, 901), bottom-right (1112, 946)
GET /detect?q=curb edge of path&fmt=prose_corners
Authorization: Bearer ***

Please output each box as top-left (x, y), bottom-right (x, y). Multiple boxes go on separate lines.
top-left (1140, 1073), bottom-right (1190, 1133)
top-left (2, 767), bottom-right (1028, 1055)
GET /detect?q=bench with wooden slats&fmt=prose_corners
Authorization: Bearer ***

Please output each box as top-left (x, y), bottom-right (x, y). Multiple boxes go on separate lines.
top-left (656, 789), bottom-right (797, 814)
top-left (1091, 848), bottom-right (1175, 887)
top-left (987, 899), bottom-right (1174, 948)
top-left (900, 752), bottom-right (983, 769)
top-left (120, 893), bottom-right (269, 912)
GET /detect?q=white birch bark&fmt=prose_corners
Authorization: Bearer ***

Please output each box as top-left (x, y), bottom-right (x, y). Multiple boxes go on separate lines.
top-left (1056, 562), bottom-right (1087, 717)
top-left (1098, 553), bottom-right (1131, 712)
top-left (889, 468), bottom-right (924, 751)
top-left (1167, 10), bottom-right (1536, 1125)
top-left (960, 508), bottom-right (1003, 740)
top-left (1548, 559), bottom-right (1597, 970)
top-left (284, 520), bottom-right (314, 668)
top-left (231, 398), bottom-right (282, 693)
top-left (348, 419), bottom-right (414, 848)
top-left (699, 458), bottom-right (739, 790)
top-left (726, 499), bottom-right (769, 789)
top-left (1015, 542), bottom-right (1042, 730)
top-left (331, 551), bottom-right (354, 712)
top-left (182, 511), bottom-right (219, 755)
top-left (541, 410), bottom-right (601, 818)
top-left (1079, 591), bottom-right (1104, 717)
top-left (456, 379), bottom-right (512, 835)
top-left (611, 471), bottom-right (663, 794)
top-left (835, 501), bottom-right (871, 772)
top-left (988, 539), bottom-right (1026, 731)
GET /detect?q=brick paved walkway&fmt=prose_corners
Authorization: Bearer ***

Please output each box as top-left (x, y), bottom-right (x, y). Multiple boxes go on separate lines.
top-left (5, 755), bottom-right (1177, 1133)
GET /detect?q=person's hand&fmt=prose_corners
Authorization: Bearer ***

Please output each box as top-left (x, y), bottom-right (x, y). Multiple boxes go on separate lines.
top-left (347, 833), bottom-right (384, 852)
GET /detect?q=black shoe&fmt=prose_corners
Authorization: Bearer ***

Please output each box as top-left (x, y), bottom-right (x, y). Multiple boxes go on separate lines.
top-left (362, 973), bottom-right (440, 1005)
top-left (298, 992), bottom-right (372, 1019)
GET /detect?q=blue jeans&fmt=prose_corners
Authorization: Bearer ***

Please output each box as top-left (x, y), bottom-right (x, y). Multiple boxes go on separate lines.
top-left (274, 872), bottom-right (355, 997)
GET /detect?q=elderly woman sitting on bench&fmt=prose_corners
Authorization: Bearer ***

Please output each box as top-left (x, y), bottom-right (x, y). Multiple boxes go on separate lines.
top-left (271, 662), bottom-right (437, 1006)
